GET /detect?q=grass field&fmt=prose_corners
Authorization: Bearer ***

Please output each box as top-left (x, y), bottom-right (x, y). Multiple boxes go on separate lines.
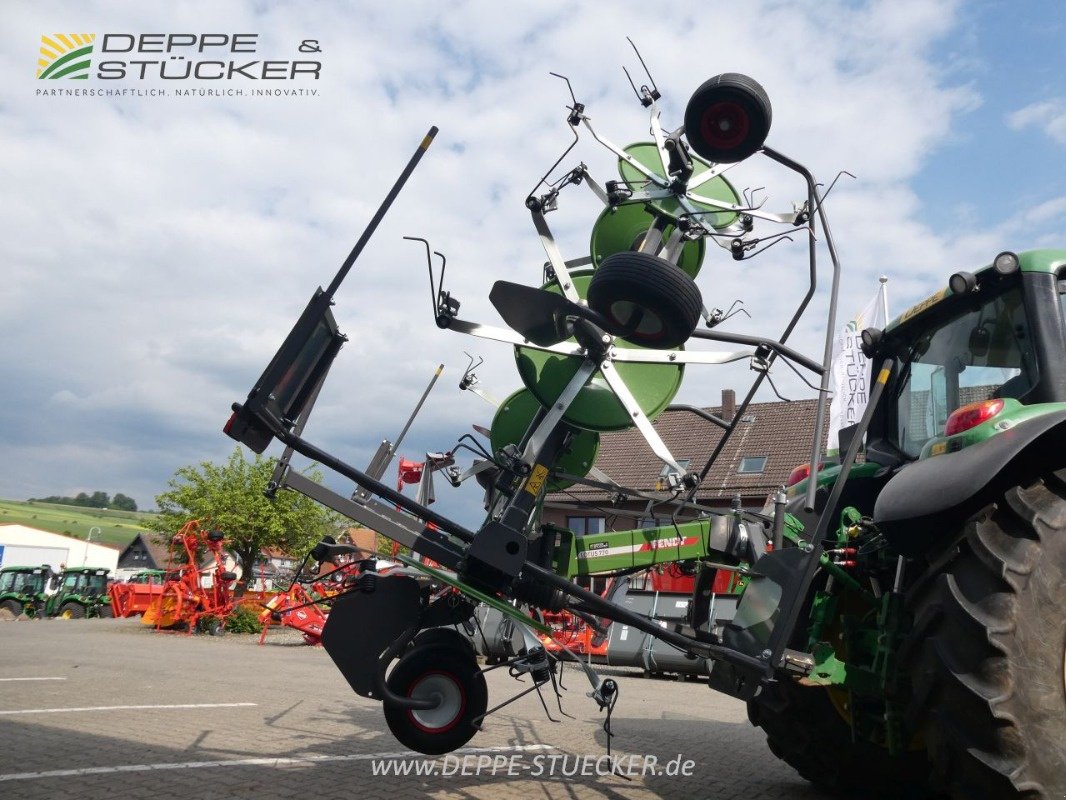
top-left (0, 498), bottom-right (154, 549)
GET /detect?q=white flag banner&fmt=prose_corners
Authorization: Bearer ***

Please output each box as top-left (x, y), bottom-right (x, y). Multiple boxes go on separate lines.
top-left (827, 280), bottom-right (888, 456)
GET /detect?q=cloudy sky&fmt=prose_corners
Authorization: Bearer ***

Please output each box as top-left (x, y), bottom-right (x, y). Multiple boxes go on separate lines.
top-left (2, 1), bottom-right (1064, 525)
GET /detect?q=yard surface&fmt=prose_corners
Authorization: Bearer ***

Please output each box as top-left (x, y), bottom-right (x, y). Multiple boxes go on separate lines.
top-left (0, 618), bottom-right (826, 800)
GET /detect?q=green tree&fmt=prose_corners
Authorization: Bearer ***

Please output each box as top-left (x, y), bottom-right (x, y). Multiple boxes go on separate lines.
top-left (90, 491), bottom-right (110, 508)
top-left (111, 493), bottom-right (138, 512)
top-left (151, 448), bottom-right (340, 592)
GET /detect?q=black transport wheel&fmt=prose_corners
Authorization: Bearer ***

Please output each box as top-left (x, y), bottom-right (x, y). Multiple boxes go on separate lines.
top-left (96, 603), bottom-right (114, 619)
top-left (59, 602), bottom-right (86, 619)
top-left (383, 644), bottom-right (488, 755)
top-left (1, 599), bottom-right (23, 619)
top-left (684, 73), bottom-right (772, 163)
top-left (587, 251), bottom-right (703, 349)
top-left (901, 471), bottom-right (1066, 799)
top-left (412, 626), bottom-right (476, 659)
top-left (748, 679), bottom-right (931, 797)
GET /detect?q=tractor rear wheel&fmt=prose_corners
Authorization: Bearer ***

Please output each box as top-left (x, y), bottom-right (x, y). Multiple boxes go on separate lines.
top-left (748, 679), bottom-right (931, 797)
top-left (1, 599), bottom-right (23, 619)
top-left (383, 644), bottom-right (487, 755)
top-left (901, 471), bottom-right (1066, 799)
top-left (59, 602), bottom-right (86, 620)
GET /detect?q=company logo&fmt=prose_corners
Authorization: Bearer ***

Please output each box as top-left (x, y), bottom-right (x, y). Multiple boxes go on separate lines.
top-left (37, 34), bottom-right (96, 80)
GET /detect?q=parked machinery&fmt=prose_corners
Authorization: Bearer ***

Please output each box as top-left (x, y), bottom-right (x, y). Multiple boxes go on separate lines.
top-left (142, 520), bottom-right (238, 634)
top-left (44, 567), bottom-right (112, 619)
top-left (0, 564), bottom-right (55, 618)
top-left (221, 46), bottom-right (1066, 799)
top-left (108, 569), bottom-right (166, 618)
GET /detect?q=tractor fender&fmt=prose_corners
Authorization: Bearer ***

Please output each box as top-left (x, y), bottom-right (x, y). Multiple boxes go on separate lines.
top-left (874, 410), bottom-right (1066, 556)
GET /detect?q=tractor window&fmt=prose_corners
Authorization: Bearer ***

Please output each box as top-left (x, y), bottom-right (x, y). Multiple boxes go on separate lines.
top-left (0, 572), bottom-right (15, 592)
top-left (61, 573), bottom-right (80, 590)
top-left (86, 574), bottom-right (108, 594)
top-left (892, 286), bottom-right (1036, 458)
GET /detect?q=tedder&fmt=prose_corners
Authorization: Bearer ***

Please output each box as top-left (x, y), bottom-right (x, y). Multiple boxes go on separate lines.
top-left (142, 519), bottom-right (239, 634)
top-left (223, 50), bottom-right (1065, 799)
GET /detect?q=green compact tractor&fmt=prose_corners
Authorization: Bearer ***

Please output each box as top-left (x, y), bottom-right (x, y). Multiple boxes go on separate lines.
top-left (44, 566), bottom-right (113, 619)
top-left (222, 48), bottom-right (1064, 800)
top-left (0, 565), bottom-right (55, 618)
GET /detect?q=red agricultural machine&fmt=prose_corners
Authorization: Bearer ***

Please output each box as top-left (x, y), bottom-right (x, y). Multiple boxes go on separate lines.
top-left (142, 520), bottom-right (239, 634)
top-left (258, 543), bottom-right (400, 645)
top-left (108, 569), bottom-right (166, 618)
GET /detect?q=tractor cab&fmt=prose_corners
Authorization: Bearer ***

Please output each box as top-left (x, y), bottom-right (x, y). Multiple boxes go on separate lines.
top-left (44, 567), bottom-right (112, 619)
top-left (865, 249), bottom-right (1066, 470)
top-left (0, 565), bottom-right (55, 618)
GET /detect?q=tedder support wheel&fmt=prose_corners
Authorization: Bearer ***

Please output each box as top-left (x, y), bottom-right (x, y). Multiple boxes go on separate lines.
top-left (587, 251), bottom-right (703, 350)
top-left (901, 471), bottom-right (1066, 799)
top-left (684, 73), bottom-right (772, 164)
top-left (383, 644), bottom-right (488, 756)
top-left (59, 602), bottom-right (86, 620)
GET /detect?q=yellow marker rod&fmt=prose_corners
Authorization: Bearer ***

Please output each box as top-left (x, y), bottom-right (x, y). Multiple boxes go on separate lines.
top-left (325, 126), bottom-right (439, 298)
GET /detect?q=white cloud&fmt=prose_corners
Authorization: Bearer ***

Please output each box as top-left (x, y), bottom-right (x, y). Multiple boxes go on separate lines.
top-left (1007, 99), bottom-right (1066, 144)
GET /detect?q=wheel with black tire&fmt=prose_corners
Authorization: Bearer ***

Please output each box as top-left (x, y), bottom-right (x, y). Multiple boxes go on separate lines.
top-left (1, 599), bottom-right (23, 619)
top-left (684, 73), bottom-right (772, 163)
top-left (59, 602), bottom-right (86, 620)
top-left (901, 471), bottom-right (1066, 799)
top-left (748, 678), bottom-right (931, 797)
top-left (412, 626), bottom-right (476, 659)
top-left (383, 644), bottom-right (488, 755)
top-left (587, 251), bottom-right (703, 349)
top-left (96, 603), bottom-right (114, 619)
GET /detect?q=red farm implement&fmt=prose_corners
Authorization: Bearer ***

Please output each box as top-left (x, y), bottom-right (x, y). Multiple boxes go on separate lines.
top-left (142, 520), bottom-right (238, 634)
top-left (108, 571), bottom-right (166, 618)
top-left (258, 582), bottom-right (330, 645)
top-left (258, 547), bottom-right (396, 645)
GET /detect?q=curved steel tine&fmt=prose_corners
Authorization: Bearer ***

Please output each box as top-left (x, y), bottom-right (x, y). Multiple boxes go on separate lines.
top-left (403, 236), bottom-right (436, 318)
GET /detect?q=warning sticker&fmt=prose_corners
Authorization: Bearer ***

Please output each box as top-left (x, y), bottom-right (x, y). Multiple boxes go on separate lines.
top-left (524, 464), bottom-right (550, 496)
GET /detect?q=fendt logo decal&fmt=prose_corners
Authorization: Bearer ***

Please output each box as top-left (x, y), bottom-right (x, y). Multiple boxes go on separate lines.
top-left (37, 34), bottom-right (96, 80)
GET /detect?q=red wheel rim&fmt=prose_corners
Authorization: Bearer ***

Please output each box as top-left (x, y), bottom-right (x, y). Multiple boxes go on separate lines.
top-left (405, 671), bottom-right (467, 734)
top-left (700, 101), bottom-right (751, 151)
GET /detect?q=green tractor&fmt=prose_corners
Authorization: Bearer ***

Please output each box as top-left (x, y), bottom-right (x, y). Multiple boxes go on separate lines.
top-left (755, 248), bottom-right (1066, 798)
top-left (44, 566), bottom-right (113, 619)
top-left (0, 565), bottom-right (55, 618)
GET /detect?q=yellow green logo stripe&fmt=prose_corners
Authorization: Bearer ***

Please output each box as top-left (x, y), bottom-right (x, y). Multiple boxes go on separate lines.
top-left (38, 34), bottom-right (95, 80)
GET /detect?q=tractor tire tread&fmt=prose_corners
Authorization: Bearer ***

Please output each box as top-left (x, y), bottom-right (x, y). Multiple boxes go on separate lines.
top-left (901, 470), bottom-right (1066, 799)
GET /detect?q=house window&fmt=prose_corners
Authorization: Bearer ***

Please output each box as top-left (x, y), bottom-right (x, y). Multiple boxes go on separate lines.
top-left (738, 456), bottom-right (768, 474)
top-left (567, 516), bottom-right (606, 535)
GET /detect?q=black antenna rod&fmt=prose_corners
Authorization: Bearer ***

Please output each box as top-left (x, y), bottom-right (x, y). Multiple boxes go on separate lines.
top-left (325, 126), bottom-right (439, 299)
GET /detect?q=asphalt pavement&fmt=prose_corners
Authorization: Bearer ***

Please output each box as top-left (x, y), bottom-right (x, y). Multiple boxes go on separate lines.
top-left (0, 617), bottom-right (825, 800)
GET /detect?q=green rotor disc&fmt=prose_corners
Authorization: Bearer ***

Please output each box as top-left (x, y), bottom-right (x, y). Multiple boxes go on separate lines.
top-left (489, 388), bottom-right (599, 491)
top-left (618, 141), bottom-right (741, 230)
top-left (589, 202), bottom-right (706, 278)
top-left (514, 272), bottom-right (684, 432)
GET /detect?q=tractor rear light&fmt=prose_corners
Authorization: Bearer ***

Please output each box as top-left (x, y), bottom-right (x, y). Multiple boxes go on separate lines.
top-left (786, 462), bottom-right (825, 487)
top-left (945, 399), bottom-right (1004, 437)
